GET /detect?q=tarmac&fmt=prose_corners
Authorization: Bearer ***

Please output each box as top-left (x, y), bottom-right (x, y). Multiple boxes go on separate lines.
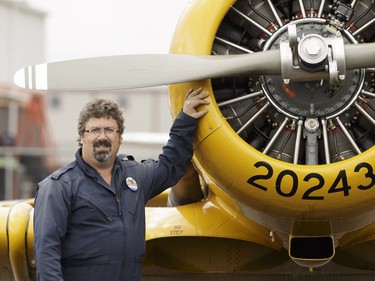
top-left (142, 260), bottom-right (375, 281)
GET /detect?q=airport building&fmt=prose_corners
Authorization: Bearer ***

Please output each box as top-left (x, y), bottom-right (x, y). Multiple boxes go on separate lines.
top-left (0, 0), bottom-right (171, 200)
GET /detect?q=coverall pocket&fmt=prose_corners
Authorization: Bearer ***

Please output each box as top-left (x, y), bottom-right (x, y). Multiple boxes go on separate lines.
top-left (77, 193), bottom-right (113, 222)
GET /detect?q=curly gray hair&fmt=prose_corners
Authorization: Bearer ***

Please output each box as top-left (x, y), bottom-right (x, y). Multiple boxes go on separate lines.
top-left (77, 98), bottom-right (125, 146)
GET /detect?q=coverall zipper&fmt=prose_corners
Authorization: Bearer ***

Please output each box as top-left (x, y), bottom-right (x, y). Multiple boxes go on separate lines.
top-left (77, 193), bottom-right (113, 222)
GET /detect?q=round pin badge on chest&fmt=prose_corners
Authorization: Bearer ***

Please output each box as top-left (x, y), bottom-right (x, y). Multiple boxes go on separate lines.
top-left (126, 177), bottom-right (138, 192)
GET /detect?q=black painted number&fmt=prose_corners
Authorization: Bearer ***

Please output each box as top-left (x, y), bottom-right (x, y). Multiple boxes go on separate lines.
top-left (328, 170), bottom-right (351, 197)
top-left (247, 161), bottom-right (375, 199)
top-left (276, 170), bottom-right (298, 197)
top-left (354, 162), bottom-right (375, 190)
top-left (247, 161), bottom-right (272, 191)
top-left (302, 173), bottom-right (325, 200)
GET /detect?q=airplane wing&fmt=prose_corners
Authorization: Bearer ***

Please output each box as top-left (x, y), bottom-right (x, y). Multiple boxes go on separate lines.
top-left (0, 197), bottom-right (288, 278)
top-left (334, 223), bottom-right (375, 271)
top-left (144, 195), bottom-right (288, 272)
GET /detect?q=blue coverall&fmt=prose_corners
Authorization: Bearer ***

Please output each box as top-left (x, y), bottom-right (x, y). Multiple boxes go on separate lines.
top-left (34, 111), bottom-right (197, 281)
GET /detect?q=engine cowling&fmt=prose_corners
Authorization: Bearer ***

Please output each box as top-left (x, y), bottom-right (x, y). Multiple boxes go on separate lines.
top-left (168, 0), bottom-right (375, 234)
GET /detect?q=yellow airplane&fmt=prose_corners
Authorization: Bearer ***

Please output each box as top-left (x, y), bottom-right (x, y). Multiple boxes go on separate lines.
top-left (3, 0), bottom-right (375, 280)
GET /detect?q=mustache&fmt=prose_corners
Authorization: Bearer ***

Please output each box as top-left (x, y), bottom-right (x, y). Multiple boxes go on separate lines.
top-left (93, 139), bottom-right (111, 147)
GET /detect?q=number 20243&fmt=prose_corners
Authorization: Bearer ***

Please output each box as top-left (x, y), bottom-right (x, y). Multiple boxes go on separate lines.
top-left (247, 161), bottom-right (375, 200)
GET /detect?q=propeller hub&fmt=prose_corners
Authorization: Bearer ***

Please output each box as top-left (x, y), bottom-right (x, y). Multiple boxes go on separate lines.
top-left (261, 19), bottom-right (363, 119)
top-left (298, 34), bottom-right (328, 66)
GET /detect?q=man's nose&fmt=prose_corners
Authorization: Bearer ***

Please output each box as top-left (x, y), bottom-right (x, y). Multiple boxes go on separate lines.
top-left (97, 129), bottom-right (108, 138)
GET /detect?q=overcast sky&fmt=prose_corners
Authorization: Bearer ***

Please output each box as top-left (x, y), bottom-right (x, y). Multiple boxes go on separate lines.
top-left (27, 0), bottom-right (189, 62)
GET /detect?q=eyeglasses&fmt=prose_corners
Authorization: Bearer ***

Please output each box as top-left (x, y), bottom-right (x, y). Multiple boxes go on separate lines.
top-left (84, 127), bottom-right (119, 136)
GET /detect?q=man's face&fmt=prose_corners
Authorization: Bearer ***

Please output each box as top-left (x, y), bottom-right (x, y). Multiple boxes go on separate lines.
top-left (80, 117), bottom-right (122, 167)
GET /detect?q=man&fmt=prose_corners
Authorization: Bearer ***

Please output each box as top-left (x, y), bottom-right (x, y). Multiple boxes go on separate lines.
top-left (34, 88), bottom-right (209, 281)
